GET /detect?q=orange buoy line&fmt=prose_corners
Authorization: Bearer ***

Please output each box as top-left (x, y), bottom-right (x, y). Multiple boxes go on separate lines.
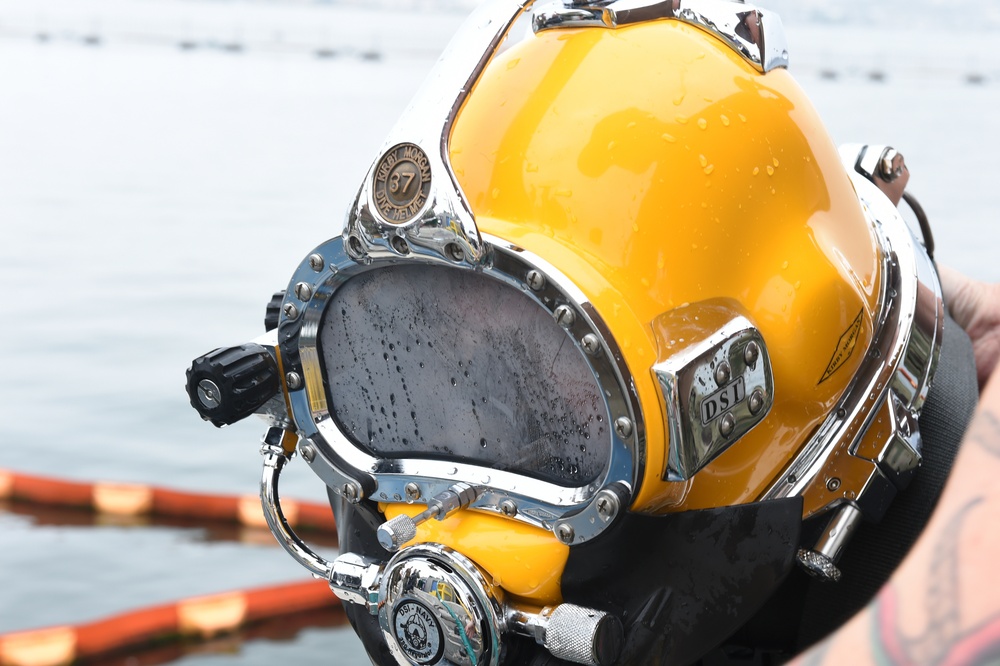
top-left (0, 579), bottom-right (343, 666)
top-left (0, 468), bottom-right (336, 534)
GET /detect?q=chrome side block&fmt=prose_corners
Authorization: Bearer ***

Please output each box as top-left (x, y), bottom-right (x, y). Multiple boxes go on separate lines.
top-left (651, 301), bottom-right (775, 482)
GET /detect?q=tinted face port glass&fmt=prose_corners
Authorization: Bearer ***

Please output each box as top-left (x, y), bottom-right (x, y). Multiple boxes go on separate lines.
top-left (320, 264), bottom-right (609, 487)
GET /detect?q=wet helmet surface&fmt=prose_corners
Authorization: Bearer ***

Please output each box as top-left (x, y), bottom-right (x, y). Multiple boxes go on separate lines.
top-left (186, 1), bottom-right (970, 664)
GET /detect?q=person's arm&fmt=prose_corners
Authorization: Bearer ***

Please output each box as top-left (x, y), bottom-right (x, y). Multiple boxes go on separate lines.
top-left (792, 272), bottom-right (1000, 665)
top-left (940, 266), bottom-right (1000, 390)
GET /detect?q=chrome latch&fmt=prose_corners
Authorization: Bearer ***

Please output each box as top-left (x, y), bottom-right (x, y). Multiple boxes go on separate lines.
top-left (651, 300), bottom-right (775, 481)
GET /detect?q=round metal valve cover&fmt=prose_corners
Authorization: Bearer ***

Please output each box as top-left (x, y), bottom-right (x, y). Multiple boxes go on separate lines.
top-left (379, 544), bottom-right (505, 666)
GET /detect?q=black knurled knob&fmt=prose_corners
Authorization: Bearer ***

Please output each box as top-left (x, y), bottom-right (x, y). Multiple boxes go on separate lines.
top-left (186, 343), bottom-right (279, 427)
top-left (264, 291), bottom-right (285, 332)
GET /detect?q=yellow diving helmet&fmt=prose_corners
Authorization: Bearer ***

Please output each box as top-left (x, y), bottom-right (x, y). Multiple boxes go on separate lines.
top-left (186, 1), bottom-right (978, 664)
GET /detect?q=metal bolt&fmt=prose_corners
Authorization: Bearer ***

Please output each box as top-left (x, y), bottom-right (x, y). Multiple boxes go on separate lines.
top-left (826, 477), bottom-right (842, 492)
top-left (595, 491), bottom-right (619, 521)
top-left (748, 388), bottom-right (766, 415)
top-left (719, 412), bottom-right (736, 438)
top-left (526, 270), bottom-right (545, 291)
top-left (390, 235), bottom-right (410, 255)
top-left (878, 148), bottom-right (903, 182)
top-left (581, 334), bottom-right (601, 356)
top-left (556, 523), bottom-right (575, 544)
top-left (404, 482), bottom-right (421, 502)
top-left (744, 341), bottom-right (760, 367)
top-left (347, 235), bottom-right (364, 258)
top-left (197, 379), bottom-right (221, 409)
top-left (283, 303), bottom-right (299, 320)
top-left (294, 282), bottom-right (313, 302)
top-left (500, 499), bottom-right (518, 517)
top-left (343, 483), bottom-right (360, 502)
top-left (299, 442), bottom-right (316, 463)
top-left (445, 243), bottom-right (465, 262)
top-left (715, 361), bottom-right (731, 387)
top-left (285, 372), bottom-right (303, 390)
top-left (614, 416), bottom-right (633, 439)
top-left (308, 253), bottom-right (325, 272)
top-left (554, 305), bottom-right (576, 328)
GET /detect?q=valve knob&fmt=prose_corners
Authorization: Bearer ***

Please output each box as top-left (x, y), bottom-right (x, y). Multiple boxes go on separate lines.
top-left (264, 291), bottom-right (285, 332)
top-left (186, 343), bottom-right (279, 427)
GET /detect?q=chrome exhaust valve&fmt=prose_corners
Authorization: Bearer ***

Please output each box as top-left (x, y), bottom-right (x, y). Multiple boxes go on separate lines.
top-left (328, 545), bottom-right (624, 666)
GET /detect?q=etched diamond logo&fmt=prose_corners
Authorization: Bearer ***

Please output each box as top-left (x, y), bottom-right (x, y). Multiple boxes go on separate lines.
top-left (820, 309), bottom-right (864, 384)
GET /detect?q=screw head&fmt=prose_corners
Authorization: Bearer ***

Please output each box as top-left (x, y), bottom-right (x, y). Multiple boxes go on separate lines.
top-left (748, 388), bottom-right (766, 415)
top-left (197, 379), bottom-right (221, 409)
top-left (614, 416), bottom-right (633, 439)
top-left (715, 361), bottom-right (732, 387)
top-left (294, 282), bottom-right (313, 302)
top-left (526, 269), bottom-right (545, 291)
top-left (719, 412), bottom-right (737, 438)
top-left (404, 482), bottom-right (421, 502)
top-left (744, 341), bottom-right (760, 367)
top-left (299, 443), bottom-right (316, 463)
top-left (347, 235), bottom-right (365, 258)
top-left (500, 499), bottom-right (518, 517)
top-left (554, 304), bottom-right (576, 327)
top-left (285, 372), bottom-right (303, 390)
top-left (343, 483), bottom-right (360, 502)
top-left (445, 243), bottom-right (465, 262)
top-left (282, 303), bottom-right (299, 320)
top-left (556, 523), bottom-right (575, 544)
top-left (581, 334), bottom-right (601, 356)
top-left (595, 491), bottom-right (619, 521)
top-left (826, 477), bottom-right (842, 492)
top-left (390, 235), bottom-right (410, 255)
top-left (308, 253), bottom-right (325, 272)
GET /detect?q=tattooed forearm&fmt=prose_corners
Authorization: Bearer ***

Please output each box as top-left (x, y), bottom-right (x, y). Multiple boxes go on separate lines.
top-left (971, 410), bottom-right (1000, 459)
top-left (906, 498), bottom-right (980, 663)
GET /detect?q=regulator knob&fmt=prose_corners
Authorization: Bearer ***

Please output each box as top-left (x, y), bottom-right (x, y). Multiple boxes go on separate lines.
top-left (186, 343), bottom-right (279, 427)
top-left (263, 291), bottom-right (285, 332)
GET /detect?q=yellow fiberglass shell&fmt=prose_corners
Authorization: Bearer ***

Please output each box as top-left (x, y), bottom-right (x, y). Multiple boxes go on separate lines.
top-left (449, 20), bottom-right (881, 513)
top-left (383, 503), bottom-right (569, 606)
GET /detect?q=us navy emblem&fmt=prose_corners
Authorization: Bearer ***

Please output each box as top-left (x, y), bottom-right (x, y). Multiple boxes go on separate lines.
top-left (392, 600), bottom-right (443, 664)
top-left (374, 143), bottom-right (432, 224)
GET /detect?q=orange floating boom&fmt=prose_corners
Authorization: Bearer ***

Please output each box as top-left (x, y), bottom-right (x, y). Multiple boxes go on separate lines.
top-left (0, 468), bottom-right (335, 534)
top-left (0, 579), bottom-right (342, 666)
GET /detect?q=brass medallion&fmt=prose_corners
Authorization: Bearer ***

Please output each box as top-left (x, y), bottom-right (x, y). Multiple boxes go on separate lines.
top-left (373, 143), bottom-right (432, 224)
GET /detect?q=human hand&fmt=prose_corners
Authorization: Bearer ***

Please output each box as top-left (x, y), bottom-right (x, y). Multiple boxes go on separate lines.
top-left (939, 265), bottom-right (1000, 389)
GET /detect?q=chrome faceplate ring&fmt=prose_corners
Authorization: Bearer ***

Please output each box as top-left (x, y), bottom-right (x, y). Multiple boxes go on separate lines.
top-left (276, 232), bottom-right (643, 546)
